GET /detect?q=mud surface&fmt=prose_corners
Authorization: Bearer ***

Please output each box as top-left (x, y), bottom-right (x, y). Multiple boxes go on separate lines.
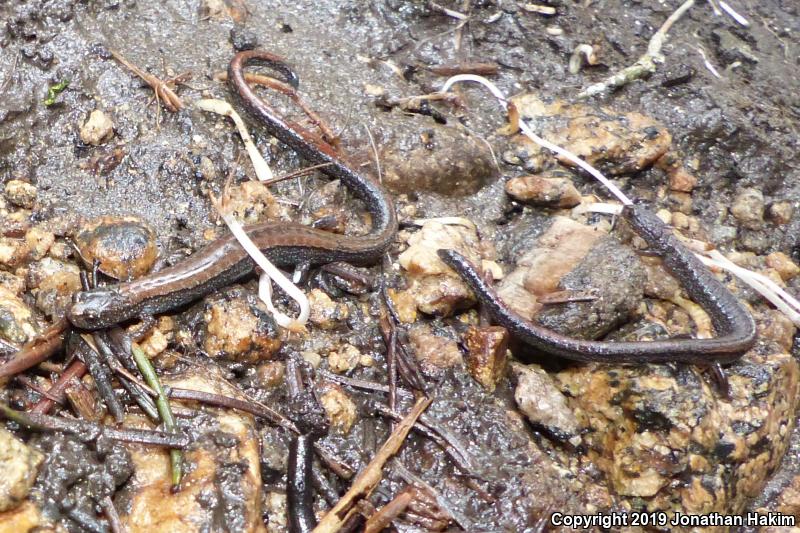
top-left (2, 0), bottom-right (800, 531)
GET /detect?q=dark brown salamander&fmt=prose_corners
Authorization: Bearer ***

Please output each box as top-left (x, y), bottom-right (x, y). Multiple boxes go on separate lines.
top-left (67, 50), bottom-right (397, 330)
top-left (439, 204), bottom-right (757, 364)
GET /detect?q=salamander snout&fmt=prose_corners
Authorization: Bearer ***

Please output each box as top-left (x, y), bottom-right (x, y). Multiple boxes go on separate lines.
top-left (68, 288), bottom-right (130, 330)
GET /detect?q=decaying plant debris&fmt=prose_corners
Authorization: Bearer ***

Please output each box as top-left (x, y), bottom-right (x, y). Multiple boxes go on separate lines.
top-left (1, 0), bottom-right (800, 532)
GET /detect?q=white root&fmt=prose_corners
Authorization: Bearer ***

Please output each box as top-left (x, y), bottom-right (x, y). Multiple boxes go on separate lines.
top-left (199, 98), bottom-right (310, 330)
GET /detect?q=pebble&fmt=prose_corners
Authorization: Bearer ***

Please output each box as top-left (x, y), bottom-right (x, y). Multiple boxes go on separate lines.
top-left (464, 326), bottom-right (508, 392)
top-left (408, 324), bottom-right (462, 376)
top-left (3, 180), bottom-right (36, 209)
top-left (768, 201), bottom-right (794, 225)
top-left (79, 109), bottom-right (114, 146)
top-left (730, 187), bottom-right (765, 229)
top-left (229, 27), bottom-right (258, 51)
top-left (0, 428), bottom-right (43, 512)
top-left (399, 220), bottom-right (494, 316)
top-left (74, 216), bottom-right (157, 280)
top-left (513, 364), bottom-right (581, 444)
top-left (255, 361), bottom-right (285, 388)
top-left (0, 286), bottom-right (38, 345)
top-left (199, 286), bottom-right (282, 362)
top-left (504, 171), bottom-right (581, 208)
top-left (381, 119), bottom-right (496, 195)
top-left (224, 181), bottom-right (286, 224)
top-left (766, 252), bottom-right (800, 281)
top-left (308, 288), bottom-right (349, 330)
top-left (668, 167), bottom-right (697, 193)
top-left (327, 343), bottom-right (361, 374)
top-left (318, 385), bottom-right (358, 434)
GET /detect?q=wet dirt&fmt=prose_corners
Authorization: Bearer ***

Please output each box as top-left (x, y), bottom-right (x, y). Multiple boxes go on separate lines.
top-left (2, 0), bottom-right (800, 531)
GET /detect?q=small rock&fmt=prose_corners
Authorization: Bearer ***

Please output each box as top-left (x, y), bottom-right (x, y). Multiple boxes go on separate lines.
top-left (225, 180), bottom-right (286, 225)
top-left (465, 326), bottom-right (508, 392)
top-left (308, 288), bottom-right (349, 330)
top-left (381, 117), bottom-right (496, 195)
top-left (0, 272), bottom-right (25, 296)
top-left (255, 361), bottom-right (285, 388)
top-left (79, 109), bottom-right (114, 146)
top-left (730, 188), bottom-right (765, 229)
top-left (668, 167), bottom-right (697, 193)
top-left (758, 310), bottom-right (796, 352)
top-left (3, 180), bottom-right (36, 209)
top-left (319, 385), bottom-right (358, 434)
top-left (199, 286), bottom-right (282, 362)
top-left (504, 171), bottom-right (581, 208)
top-left (0, 428), bottom-right (43, 512)
top-left (399, 220), bottom-right (494, 316)
top-left (768, 201), bottom-right (794, 225)
top-left (24, 228), bottom-right (54, 261)
top-left (509, 94), bottom-right (671, 175)
top-left (327, 343), bottom-right (361, 374)
top-left (138, 327), bottom-right (169, 359)
top-left (0, 286), bottom-right (38, 346)
top-left (386, 288), bottom-right (417, 323)
top-left (74, 216), bottom-right (157, 280)
top-left (513, 364), bottom-right (581, 443)
top-left (766, 252), bottom-right (800, 281)
top-left (229, 27), bottom-right (258, 51)
top-left (408, 324), bottom-right (461, 375)
top-left (666, 191), bottom-right (692, 214)
top-left (34, 268), bottom-right (81, 318)
top-left (497, 217), bottom-right (603, 318)
top-left (120, 367), bottom-right (264, 532)
top-left (660, 63), bottom-right (695, 87)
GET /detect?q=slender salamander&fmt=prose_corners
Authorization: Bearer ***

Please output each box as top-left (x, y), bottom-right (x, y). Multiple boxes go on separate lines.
top-left (439, 204), bottom-right (757, 364)
top-left (68, 50), bottom-right (397, 330)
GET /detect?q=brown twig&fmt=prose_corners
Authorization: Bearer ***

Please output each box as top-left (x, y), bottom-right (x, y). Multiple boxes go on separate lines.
top-left (101, 496), bottom-right (124, 533)
top-left (168, 387), bottom-right (354, 479)
top-left (109, 49), bottom-right (184, 112)
top-left (0, 403), bottom-right (189, 447)
top-left (0, 318), bottom-right (68, 383)
top-left (31, 361), bottom-right (88, 414)
top-left (313, 396), bottom-right (431, 533)
top-left (363, 487), bottom-right (414, 533)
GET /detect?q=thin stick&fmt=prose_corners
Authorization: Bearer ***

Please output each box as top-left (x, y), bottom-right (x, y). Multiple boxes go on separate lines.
top-left (101, 496), bottom-right (124, 533)
top-left (363, 488), bottom-right (413, 533)
top-left (577, 0), bottom-right (696, 99)
top-left (31, 361), bottom-right (88, 414)
top-left (0, 318), bottom-right (68, 382)
top-left (168, 387), bottom-right (354, 479)
top-left (0, 403), bottom-right (189, 447)
top-left (108, 49), bottom-right (184, 112)
top-left (132, 344), bottom-right (182, 487)
top-left (312, 397), bottom-right (432, 533)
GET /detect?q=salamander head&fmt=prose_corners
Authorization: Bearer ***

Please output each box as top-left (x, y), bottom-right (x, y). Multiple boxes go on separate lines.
top-left (68, 288), bottom-right (132, 330)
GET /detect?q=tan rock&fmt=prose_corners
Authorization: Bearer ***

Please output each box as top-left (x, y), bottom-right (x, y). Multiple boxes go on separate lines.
top-left (327, 343), bottom-right (361, 374)
top-left (120, 367), bottom-right (266, 533)
top-left (202, 288), bottom-right (281, 362)
top-left (80, 109), bottom-right (114, 145)
top-left (766, 252), bottom-right (800, 281)
top-left (0, 429), bottom-right (43, 512)
top-left (3, 181), bottom-right (36, 209)
top-left (408, 324), bottom-right (462, 375)
top-left (465, 326), bottom-right (508, 392)
top-left (513, 364), bottom-right (581, 443)
top-left (74, 216), bottom-right (157, 280)
top-left (505, 172), bottom-right (581, 208)
top-left (731, 188), bottom-right (765, 229)
top-left (768, 201), bottom-right (794, 225)
top-left (319, 385), bottom-right (358, 434)
top-left (308, 289), bottom-right (349, 330)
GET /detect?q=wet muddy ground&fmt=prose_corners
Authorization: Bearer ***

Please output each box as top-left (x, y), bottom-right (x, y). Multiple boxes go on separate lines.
top-left (1, 0), bottom-right (800, 532)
